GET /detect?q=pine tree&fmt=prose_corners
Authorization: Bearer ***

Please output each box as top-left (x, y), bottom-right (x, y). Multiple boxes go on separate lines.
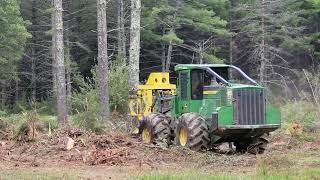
top-left (230, 0), bottom-right (310, 85)
top-left (142, 0), bottom-right (231, 71)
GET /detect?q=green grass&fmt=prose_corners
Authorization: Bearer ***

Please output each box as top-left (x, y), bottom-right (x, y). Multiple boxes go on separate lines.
top-left (135, 168), bottom-right (320, 180)
top-left (0, 169), bottom-right (81, 180)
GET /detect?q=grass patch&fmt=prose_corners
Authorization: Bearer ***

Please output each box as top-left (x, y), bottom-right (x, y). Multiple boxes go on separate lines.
top-left (0, 169), bottom-right (81, 180)
top-left (135, 168), bottom-right (320, 180)
top-left (291, 131), bottom-right (320, 144)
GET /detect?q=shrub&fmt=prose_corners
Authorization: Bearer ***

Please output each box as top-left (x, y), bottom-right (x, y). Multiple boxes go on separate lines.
top-left (70, 58), bottom-right (128, 132)
top-left (281, 100), bottom-right (319, 128)
top-left (71, 91), bottom-right (103, 133)
top-left (15, 110), bottom-right (45, 142)
top-left (281, 100), bottom-right (320, 144)
top-left (109, 58), bottom-right (128, 113)
top-left (0, 110), bottom-right (7, 117)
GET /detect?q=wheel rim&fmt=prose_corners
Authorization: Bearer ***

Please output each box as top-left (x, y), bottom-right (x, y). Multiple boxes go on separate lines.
top-left (142, 127), bottom-right (152, 143)
top-left (179, 127), bottom-right (187, 146)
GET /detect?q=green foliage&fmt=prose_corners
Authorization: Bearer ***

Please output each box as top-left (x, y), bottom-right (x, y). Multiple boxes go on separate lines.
top-left (204, 54), bottom-right (224, 64)
top-left (7, 99), bottom-right (56, 115)
top-left (281, 101), bottom-right (319, 127)
top-left (70, 86), bottom-right (103, 132)
top-left (280, 99), bottom-right (320, 144)
top-left (0, 110), bottom-right (7, 117)
top-left (71, 59), bottom-right (128, 132)
top-left (70, 73), bottom-right (102, 132)
top-left (142, 0), bottom-right (231, 63)
top-left (109, 58), bottom-right (129, 113)
top-left (162, 31), bottom-right (183, 44)
top-left (0, 0), bottom-right (31, 80)
top-left (5, 113), bottom-right (56, 138)
top-left (234, 0), bottom-right (309, 51)
top-left (14, 109), bottom-right (49, 142)
top-left (291, 131), bottom-right (320, 144)
top-left (308, 0), bottom-right (320, 9)
top-left (1, 102), bottom-right (57, 139)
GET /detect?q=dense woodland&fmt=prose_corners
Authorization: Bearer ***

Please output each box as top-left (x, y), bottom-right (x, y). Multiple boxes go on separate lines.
top-left (0, 0), bottom-right (319, 125)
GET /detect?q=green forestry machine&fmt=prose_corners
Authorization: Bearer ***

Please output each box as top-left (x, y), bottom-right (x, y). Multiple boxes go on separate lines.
top-left (130, 64), bottom-right (281, 154)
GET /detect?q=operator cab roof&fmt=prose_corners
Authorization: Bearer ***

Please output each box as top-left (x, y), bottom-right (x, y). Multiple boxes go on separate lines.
top-left (174, 64), bottom-right (231, 71)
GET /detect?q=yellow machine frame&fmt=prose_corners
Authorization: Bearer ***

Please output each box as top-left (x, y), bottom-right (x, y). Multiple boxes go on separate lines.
top-left (129, 72), bottom-right (176, 122)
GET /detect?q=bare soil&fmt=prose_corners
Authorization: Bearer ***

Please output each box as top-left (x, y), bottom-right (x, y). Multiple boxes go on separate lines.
top-left (0, 127), bottom-right (319, 179)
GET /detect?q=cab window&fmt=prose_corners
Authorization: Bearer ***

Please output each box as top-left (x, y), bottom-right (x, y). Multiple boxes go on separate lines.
top-left (203, 71), bottom-right (223, 90)
top-left (191, 70), bottom-right (203, 100)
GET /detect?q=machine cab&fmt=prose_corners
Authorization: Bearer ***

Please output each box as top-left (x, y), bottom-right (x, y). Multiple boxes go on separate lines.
top-left (174, 64), bottom-right (259, 119)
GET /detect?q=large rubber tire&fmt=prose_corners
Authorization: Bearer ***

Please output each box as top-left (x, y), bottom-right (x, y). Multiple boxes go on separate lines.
top-left (139, 113), bottom-right (171, 146)
top-left (175, 113), bottom-right (210, 151)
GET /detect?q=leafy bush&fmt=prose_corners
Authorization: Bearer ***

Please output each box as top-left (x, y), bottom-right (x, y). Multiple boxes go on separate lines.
top-left (15, 110), bottom-right (45, 142)
top-left (281, 100), bottom-right (319, 128)
top-left (1, 100), bottom-right (57, 141)
top-left (0, 111), bottom-right (7, 118)
top-left (71, 89), bottom-right (103, 132)
top-left (291, 131), bottom-right (320, 145)
top-left (109, 58), bottom-right (128, 113)
top-left (70, 59), bottom-right (128, 132)
top-left (280, 100), bottom-right (320, 144)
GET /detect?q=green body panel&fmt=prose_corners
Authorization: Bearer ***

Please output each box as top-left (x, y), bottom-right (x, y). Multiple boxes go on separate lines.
top-left (216, 106), bottom-right (233, 126)
top-left (266, 106), bottom-right (281, 124)
top-left (214, 105), bottom-right (281, 127)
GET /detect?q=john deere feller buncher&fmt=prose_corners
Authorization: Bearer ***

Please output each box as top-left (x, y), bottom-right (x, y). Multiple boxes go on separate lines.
top-left (129, 64), bottom-right (281, 154)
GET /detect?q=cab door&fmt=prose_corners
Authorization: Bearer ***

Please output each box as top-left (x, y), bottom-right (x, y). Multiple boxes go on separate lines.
top-left (178, 71), bottom-right (190, 113)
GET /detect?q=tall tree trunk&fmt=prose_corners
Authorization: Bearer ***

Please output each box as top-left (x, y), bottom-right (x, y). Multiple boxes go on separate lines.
top-left (129, 0), bottom-right (141, 91)
top-left (15, 79), bottom-right (19, 102)
top-left (229, 1), bottom-right (234, 69)
top-left (97, 0), bottom-right (110, 122)
top-left (198, 43), bottom-right (203, 64)
top-left (52, 0), bottom-right (57, 98)
top-left (53, 0), bottom-right (67, 125)
top-left (117, 0), bottom-right (122, 56)
top-left (65, 0), bottom-right (72, 112)
top-left (65, 34), bottom-right (72, 110)
top-left (120, 0), bottom-right (126, 57)
top-left (31, 48), bottom-right (36, 101)
top-left (161, 44), bottom-right (166, 72)
top-left (0, 82), bottom-right (5, 109)
top-left (259, 0), bottom-right (266, 85)
top-left (165, 41), bottom-right (173, 71)
top-left (31, 0), bottom-right (37, 101)
top-left (117, 0), bottom-right (126, 58)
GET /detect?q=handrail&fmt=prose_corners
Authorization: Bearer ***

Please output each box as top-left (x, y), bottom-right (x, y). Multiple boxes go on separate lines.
top-left (229, 65), bottom-right (259, 85)
top-left (197, 66), bottom-right (259, 86)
